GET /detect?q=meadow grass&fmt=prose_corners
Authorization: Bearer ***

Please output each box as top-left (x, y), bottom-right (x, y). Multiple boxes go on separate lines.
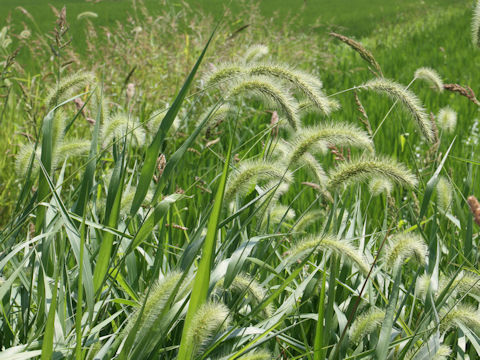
top-left (2, 1), bottom-right (480, 359)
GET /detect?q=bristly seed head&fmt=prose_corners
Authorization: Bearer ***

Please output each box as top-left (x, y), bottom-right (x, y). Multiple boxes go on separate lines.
top-left (384, 233), bottom-right (427, 268)
top-left (363, 78), bottom-right (433, 142)
top-left (289, 234), bottom-right (370, 274)
top-left (440, 304), bottom-right (480, 333)
top-left (368, 177), bottom-right (393, 196)
top-left (186, 302), bottom-right (231, 356)
top-left (414, 67), bottom-right (444, 92)
top-left (436, 107), bottom-right (457, 133)
top-left (327, 156), bottom-right (417, 190)
top-left (243, 44), bottom-right (269, 63)
top-left (349, 308), bottom-right (385, 344)
top-left (224, 159), bottom-right (291, 202)
top-left (227, 76), bottom-right (300, 129)
top-left (472, 0), bottom-right (480, 47)
top-left (45, 71), bottom-right (95, 109)
top-left (436, 176), bottom-right (453, 211)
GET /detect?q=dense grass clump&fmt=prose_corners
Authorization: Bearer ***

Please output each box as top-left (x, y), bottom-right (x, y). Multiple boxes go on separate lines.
top-left (2, 1), bottom-right (480, 359)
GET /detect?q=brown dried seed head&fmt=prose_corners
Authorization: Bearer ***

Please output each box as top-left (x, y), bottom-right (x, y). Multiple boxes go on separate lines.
top-left (157, 154), bottom-right (166, 177)
top-left (443, 84), bottom-right (480, 106)
top-left (329, 32), bottom-right (383, 77)
top-left (126, 83), bottom-right (135, 101)
top-left (468, 196), bottom-right (480, 226)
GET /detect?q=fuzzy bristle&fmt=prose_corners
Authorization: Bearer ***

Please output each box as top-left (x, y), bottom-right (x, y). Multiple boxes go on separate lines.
top-left (349, 308), bottom-right (385, 344)
top-left (414, 67), bottom-right (443, 92)
top-left (436, 176), bottom-right (453, 211)
top-left (472, 0), bottom-right (480, 47)
top-left (227, 76), bottom-right (300, 129)
top-left (225, 159), bottom-right (291, 202)
top-left (243, 44), bottom-right (269, 63)
top-left (289, 234), bottom-right (370, 274)
top-left (440, 305), bottom-right (480, 333)
top-left (186, 302), bottom-right (231, 356)
top-left (384, 233), bottom-right (427, 268)
top-left (363, 78), bottom-right (433, 142)
top-left (327, 156), bottom-right (417, 190)
top-left (45, 71), bottom-right (95, 109)
top-left (436, 107), bottom-right (457, 133)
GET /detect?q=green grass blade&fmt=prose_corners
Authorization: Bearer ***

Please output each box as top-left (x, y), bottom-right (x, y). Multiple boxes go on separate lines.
top-left (129, 193), bottom-right (183, 253)
top-left (376, 264), bottom-right (402, 360)
top-left (150, 102), bottom-right (221, 204)
top-left (36, 153), bottom-right (96, 324)
top-left (40, 255), bottom-right (60, 360)
top-left (418, 137), bottom-right (455, 219)
top-left (129, 29), bottom-right (216, 217)
top-left (93, 151), bottom-right (125, 293)
top-left (176, 130), bottom-right (233, 360)
top-left (73, 90), bottom-right (102, 217)
top-left (35, 110), bottom-right (54, 233)
top-left (314, 268), bottom-right (327, 360)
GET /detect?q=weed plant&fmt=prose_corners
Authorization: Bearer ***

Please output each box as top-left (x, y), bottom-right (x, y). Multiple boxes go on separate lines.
top-left (1, 1), bottom-right (480, 360)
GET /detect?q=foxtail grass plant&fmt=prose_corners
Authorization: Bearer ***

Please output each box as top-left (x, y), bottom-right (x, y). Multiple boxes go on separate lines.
top-left (3, 3), bottom-right (480, 359)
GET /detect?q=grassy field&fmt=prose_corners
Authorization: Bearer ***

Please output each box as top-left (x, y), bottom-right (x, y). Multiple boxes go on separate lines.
top-left (1, 0), bottom-right (480, 359)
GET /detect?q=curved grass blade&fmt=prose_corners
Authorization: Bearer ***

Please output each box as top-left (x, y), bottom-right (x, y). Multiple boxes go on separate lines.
top-left (72, 90), bottom-right (102, 217)
top-left (176, 129), bottom-right (233, 360)
top-left (129, 29), bottom-right (216, 217)
top-left (419, 138), bottom-right (455, 219)
top-left (93, 151), bottom-right (125, 293)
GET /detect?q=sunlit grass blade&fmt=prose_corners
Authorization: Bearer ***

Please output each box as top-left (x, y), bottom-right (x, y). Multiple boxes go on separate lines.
top-left (177, 130), bottom-right (234, 360)
top-left (93, 151), bottom-right (125, 293)
top-left (129, 29), bottom-right (216, 217)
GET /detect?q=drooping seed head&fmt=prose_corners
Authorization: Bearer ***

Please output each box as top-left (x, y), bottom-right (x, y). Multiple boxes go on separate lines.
top-left (77, 11), bottom-right (98, 20)
top-left (414, 67), bottom-right (444, 92)
top-left (15, 143), bottom-right (40, 177)
top-left (363, 78), bottom-right (433, 142)
top-left (217, 273), bottom-right (274, 318)
top-left (291, 122), bottom-right (374, 163)
top-left (224, 159), bottom-right (292, 202)
top-left (124, 271), bottom-right (184, 340)
top-left (440, 304), bottom-right (480, 333)
top-left (329, 32), bottom-right (383, 76)
top-left (247, 63), bottom-right (330, 115)
top-left (349, 308), bottom-right (385, 344)
top-left (294, 209), bottom-right (324, 232)
top-left (54, 139), bottom-right (91, 165)
top-left (384, 233), bottom-right (427, 269)
top-left (275, 140), bottom-right (328, 185)
top-left (203, 63), bottom-right (245, 89)
top-left (289, 234), bottom-right (370, 274)
top-left (45, 71), bottom-right (95, 109)
top-left (52, 109), bottom-right (67, 147)
top-left (243, 44), bottom-right (269, 63)
top-left (199, 103), bottom-right (236, 129)
top-left (368, 177), bottom-right (393, 196)
top-left (439, 272), bottom-right (480, 299)
top-left (415, 273), bottom-right (432, 298)
top-left (186, 302), bottom-right (231, 356)
top-left (406, 344), bottom-right (452, 360)
top-left (102, 112), bottom-right (146, 148)
top-left (327, 156), bottom-right (418, 190)
top-left (227, 76), bottom-right (300, 129)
